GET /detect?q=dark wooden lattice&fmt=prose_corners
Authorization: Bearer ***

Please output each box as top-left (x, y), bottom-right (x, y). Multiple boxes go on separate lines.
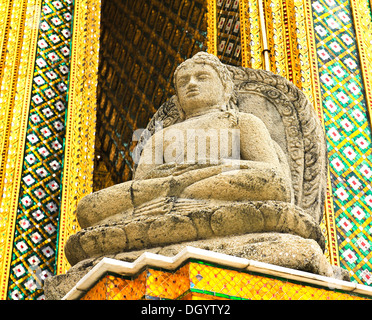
top-left (216, 0), bottom-right (242, 66)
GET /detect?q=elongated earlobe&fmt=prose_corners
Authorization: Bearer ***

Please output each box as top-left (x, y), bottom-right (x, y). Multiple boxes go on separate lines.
top-left (174, 97), bottom-right (186, 121)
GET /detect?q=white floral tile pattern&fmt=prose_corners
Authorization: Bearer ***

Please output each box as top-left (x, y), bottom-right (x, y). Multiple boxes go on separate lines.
top-left (312, 0), bottom-right (372, 286)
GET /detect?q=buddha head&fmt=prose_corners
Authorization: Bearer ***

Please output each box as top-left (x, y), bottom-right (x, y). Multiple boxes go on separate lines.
top-left (173, 52), bottom-right (236, 120)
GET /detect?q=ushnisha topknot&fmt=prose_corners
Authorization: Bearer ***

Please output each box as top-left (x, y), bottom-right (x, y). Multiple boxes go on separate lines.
top-left (173, 52), bottom-right (238, 125)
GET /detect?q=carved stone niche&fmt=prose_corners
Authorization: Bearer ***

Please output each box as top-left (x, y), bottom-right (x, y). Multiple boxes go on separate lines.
top-left (44, 53), bottom-right (349, 300)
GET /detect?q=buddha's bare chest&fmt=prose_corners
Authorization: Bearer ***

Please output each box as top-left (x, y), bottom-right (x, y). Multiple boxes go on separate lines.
top-left (154, 115), bottom-right (239, 162)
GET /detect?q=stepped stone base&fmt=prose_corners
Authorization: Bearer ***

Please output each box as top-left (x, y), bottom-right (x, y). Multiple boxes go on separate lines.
top-left (45, 232), bottom-right (349, 300)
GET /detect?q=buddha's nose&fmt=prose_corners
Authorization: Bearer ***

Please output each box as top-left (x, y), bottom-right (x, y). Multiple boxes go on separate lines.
top-left (187, 76), bottom-right (198, 87)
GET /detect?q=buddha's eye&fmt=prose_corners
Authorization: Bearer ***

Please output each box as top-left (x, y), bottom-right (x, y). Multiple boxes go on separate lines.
top-left (178, 78), bottom-right (189, 87)
top-left (197, 74), bottom-right (209, 81)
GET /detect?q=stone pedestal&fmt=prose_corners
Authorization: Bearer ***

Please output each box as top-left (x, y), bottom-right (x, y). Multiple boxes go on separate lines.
top-left (46, 199), bottom-right (349, 300)
top-left (45, 247), bottom-right (369, 300)
top-left (65, 199), bottom-right (325, 266)
top-left (45, 231), bottom-right (350, 300)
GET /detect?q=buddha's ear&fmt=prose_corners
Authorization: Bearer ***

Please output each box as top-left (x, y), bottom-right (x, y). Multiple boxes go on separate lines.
top-left (174, 96), bottom-right (186, 121)
top-left (223, 81), bottom-right (236, 109)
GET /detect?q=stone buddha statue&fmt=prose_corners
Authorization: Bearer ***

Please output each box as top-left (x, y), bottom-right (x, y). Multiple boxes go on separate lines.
top-left (134, 52), bottom-right (293, 205)
top-left (62, 52), bottom-right (347, 282)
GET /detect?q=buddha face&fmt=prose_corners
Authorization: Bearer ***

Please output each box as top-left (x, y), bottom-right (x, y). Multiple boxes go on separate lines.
top-left (175, 63), bottom-right (225, 118)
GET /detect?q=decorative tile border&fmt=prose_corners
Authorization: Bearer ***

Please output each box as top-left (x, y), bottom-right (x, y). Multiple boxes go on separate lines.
top-left (56, 0), bottom-right (99, 276)
top-left (350, 0), bottom-right (372, 134)
top-left (0, 0), bottom-right (14, 83)
top-left (302, 0), bottom-right (340, 267)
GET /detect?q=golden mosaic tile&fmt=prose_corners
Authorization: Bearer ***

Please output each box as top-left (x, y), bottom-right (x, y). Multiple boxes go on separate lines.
top-left (145, 264), bottom-right (190, 300)
top-left (80, 261), bottom-right (371, 300)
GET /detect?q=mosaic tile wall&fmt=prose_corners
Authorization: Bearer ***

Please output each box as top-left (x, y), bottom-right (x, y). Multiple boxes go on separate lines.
top-left (216, 0), bottom-right (242, 66)
top-left (7, 0), bottom-right (73, 300)
top-left (80, 260), bottom-right (371, 300)
top-left (312, 0), bottom-right (372, 286)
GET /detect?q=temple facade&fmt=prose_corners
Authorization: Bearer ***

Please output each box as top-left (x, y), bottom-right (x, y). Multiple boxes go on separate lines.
top-left (0, 0), bottom-right (372, 300)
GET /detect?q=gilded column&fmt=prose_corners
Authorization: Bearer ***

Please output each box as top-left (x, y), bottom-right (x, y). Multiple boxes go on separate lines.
top-left (56, 0), bottom-right (100, 276)
top-left (0, 0), bottom-right (42, 300)
top-left (263, 0), bottom-right (302, 86)
top-left (207, 0), bottom-right (217, 55)
top-left (239, 0), bottom-right (264, 69)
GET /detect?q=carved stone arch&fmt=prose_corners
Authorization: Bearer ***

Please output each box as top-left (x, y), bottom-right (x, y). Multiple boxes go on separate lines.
top-left (226, 65), bottom-right (327, 224)
top-left (235, 81), bottom-right (304, 207)
top-left (135, 64), bottom-right (327, 224)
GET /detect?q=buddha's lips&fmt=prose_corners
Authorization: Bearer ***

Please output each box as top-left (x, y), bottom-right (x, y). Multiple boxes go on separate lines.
top-left (186, 89), bottom-right (199, 96)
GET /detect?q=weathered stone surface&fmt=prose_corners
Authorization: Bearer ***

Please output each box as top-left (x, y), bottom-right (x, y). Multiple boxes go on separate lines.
top-left (44, 270), bottom-right (86, 301)
top-left (47, 53), bottom-right (342, 300)
top-left (77, 181), bottom-right (133, 228)
top-left (73, 233), bottom-right (331, 276)
top-left (65, 199), bottom-right (325, 266)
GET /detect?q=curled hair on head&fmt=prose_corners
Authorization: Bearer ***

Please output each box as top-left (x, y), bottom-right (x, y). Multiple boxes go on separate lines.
top-left (173, 52), bottom-right (238, 125)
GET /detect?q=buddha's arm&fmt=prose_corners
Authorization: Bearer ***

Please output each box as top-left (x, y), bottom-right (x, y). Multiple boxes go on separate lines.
top-left (238, 113), bottom-right (281, 168)
top-left (178, 115), bottom-right (292, 202)
top-left (135, 132), bottom-right (163, 180)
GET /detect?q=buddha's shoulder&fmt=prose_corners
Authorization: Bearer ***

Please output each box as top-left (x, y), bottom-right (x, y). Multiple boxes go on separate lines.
top-left (237, 111), bottom-right (263, 123)
top-left (238, 112), bottom-right (264, 125)
top-left (170, 113), bottom-right (228, 127)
